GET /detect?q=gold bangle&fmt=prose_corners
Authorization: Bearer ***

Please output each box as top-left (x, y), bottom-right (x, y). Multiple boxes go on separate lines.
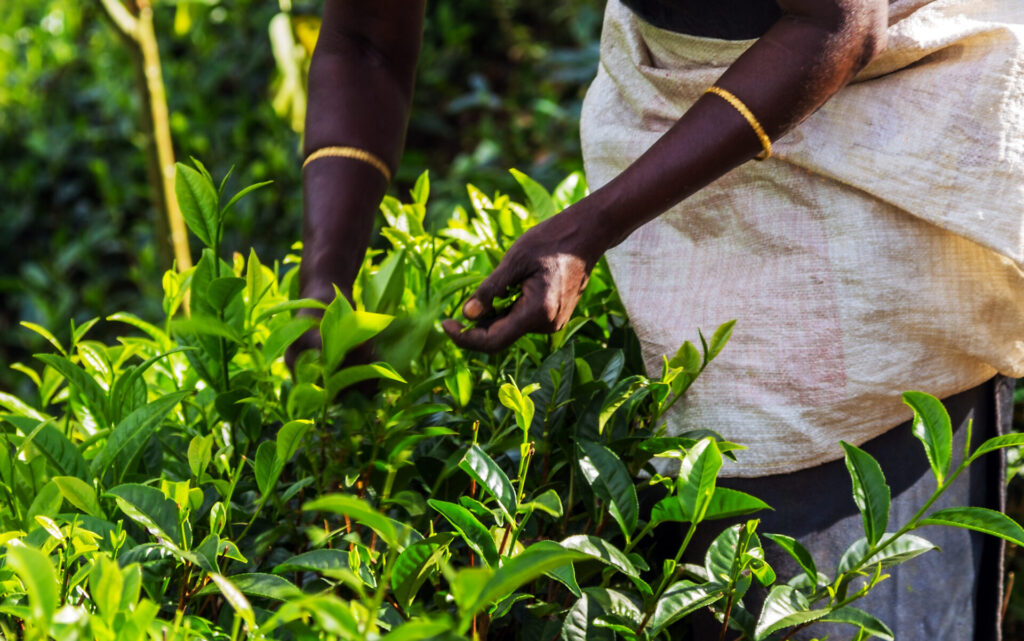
top-left (704, 86), bottom-right (772, 161)
top-left (302, 146), bottom-right (392, 181)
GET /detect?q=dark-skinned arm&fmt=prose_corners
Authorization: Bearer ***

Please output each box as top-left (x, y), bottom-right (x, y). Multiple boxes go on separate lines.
top-left (442, 0), bottom-right (888, 352)
top-left (288, 0), bottom-right (424, 365)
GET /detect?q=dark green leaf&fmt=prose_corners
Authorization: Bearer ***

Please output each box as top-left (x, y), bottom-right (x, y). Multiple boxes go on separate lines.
top-left (764, 533), bottom-right (817, 587)
top-left (652, 487), bottom-right (770, 526)
top-left (106, 484), bottom-right (182, 547)
top-left (841, 441), bottom-right (890, 546)
top-left (969, 433), bottom-right (1024, 463)
top-left (461, 541), bottom-right (586, 617)
top-left (35, 353), bottom-right (110, 428)
top-left (577, 439), bottom-right (639, 541)
top-left (390, 534), bottom-right (455, 608)
top-left (647, 580), bottom-right (727, 637)
top-left (428, 499), bottom-right (498, 567)
top-left (819, 606), bottom-right (894, 641)
top-left (91, 391), bottom-right (189, 479)
top-left (17, 418), bottom-right (87, 480)
top-left (458, 444), bottom-right (516, 523)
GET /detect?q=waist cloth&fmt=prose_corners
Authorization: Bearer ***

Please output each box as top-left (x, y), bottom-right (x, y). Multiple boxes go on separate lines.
top-left (580, 0), bottom-right (1024, 478)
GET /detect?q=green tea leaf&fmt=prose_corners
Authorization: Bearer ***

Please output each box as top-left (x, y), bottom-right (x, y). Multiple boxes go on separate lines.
top-left (510, 168), bottom-right (556, 221)
top-left (458, 444), bottom-right (516, 523)
top-left (577, 439), bottom-right (638, 541)
top-left (20, 419), bottom-right (87, 480)
top-left (380, 618), bottom-right (454, 641)
top-left (198, 573), bottom-right (302, 601)
top-left (88, 555), bottom-right (123, 617)
top-left (304, 494), bottom-right (397, 548)
top-left (969, 433), bottom-right (1024, 463)
top-left (36, 353), bottom-right (110, 428)
top-left (460, 541), bottom-right (586, 618)
top-left (175, 162), bottom-right (218, 248)
top-left (428, 499), bottom-right (498, 567)
top-left (262, 316), bottom-right (318, 362)
top-left (5, 544), bottom-right (59, 628)
top-left (819, 606), bottom-right (894, 640)
top-left (320, 292), bottom-right (393, 372)
top-left (764, 533), bottom-right (817, 587)
top-left (902, 391), bottom-right (952, 485)
top-left (560, 534), bottom-right (639, 578)
top-left (519, 488), bottom-right (563, 518)
top-left (208, 573), bottom-right (256, 631)
top-left (563, 593), bottom-right (615, 641)
top-left (647, 580), bottom-right (727, 637)
top-left (327, 362), bottom-right (406, 398)
top-left (254, 440), bottom-right (279, 496)
top-left (390, 534), bottom-right (455, 608)
top-left (837, 533), bottom-right (937, 573)
top-left (920, 506), bottom-right (1024, 546)
top-left (754, 585), bottom-right (830, 640)
top-left (841, 441), bottom-right (890, 546)
top-left (677, 438), bottom-right (722, 524)
top-left (52, 476), bottom-right (104, 519)
top-left (652, 487), bottom-right (770, 526)
top-left (706, 319), bottom-right (736, 361)
top-left (276, 420), bottom-right (313, 465)
top-left (106, 483), bottom-right (182, 547)
top-left (92, 391), bottom-right (189, 479)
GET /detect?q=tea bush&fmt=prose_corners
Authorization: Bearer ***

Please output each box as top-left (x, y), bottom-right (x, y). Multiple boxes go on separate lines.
top-left (1, 163), bottom-right (1022, 641)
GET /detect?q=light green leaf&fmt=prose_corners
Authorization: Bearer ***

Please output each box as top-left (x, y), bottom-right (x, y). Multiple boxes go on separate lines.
top-left (577, 439), bottom-right (639, 541)
top-left (262, 316), bottom-right (318, 362)
top-left (52, 476), bottom-right (103, 519)
top-left (652, 487), bottom-right (770, 526)
top-left (902, 391), bottom-right (952, 485)
top-left (969, 433), bottom-right (1024, 463)
top-left (519, 488), bottom-right (563, 518)
top-left (380, 618), bottom-right (454, 641)
top-left (390, 534), bottom-right (455, 608)
top-left (920, 506), bottom-right (1024, 546)
top-left (460, 541), bottom-right (586, 619)
top-left (560, 534), bottom-right (639, 578)
top-left (5, 544), bottom-right (59, 627)
top-left (838, 533), bottom-right (937, 573)
top-left (327, 362), bottom-right (406, 398)
top-left (755, 585), bottom-right (830, 640)
top-left (320, 292), bottom-right (393, 372)
top-left (677, 438), bottom-right (722, 524)
top-left (88, 555), bottom-right (123, 617)
top-left (841, 441), bottom-right (890, 546)
top-left (428, 499), bottom-right (498, 567)
top-left (175, 162), bottom-right (218, 248)
top-left (276, 420), bottom-right (313, 465)
top-left (510, 168), bottom-right (556, 220)
top-left (707, 319), bottom-right (736, 361)
top-left (208, 573), bottom-right (256, 631)
top-left (458, 444), bottom-right (517, 523)
top-left (254, 440), bottom-right (278, 496)
top-left (304, 494), bottom-right (397, 548)
top-left (198, 573), bottom-right (302, 601)
top-left (222, 180), bottom-right (273, 215)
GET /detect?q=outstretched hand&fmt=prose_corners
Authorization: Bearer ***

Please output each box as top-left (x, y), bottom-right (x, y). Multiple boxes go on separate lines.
top-left (442, 209), bottom-right (604, 352)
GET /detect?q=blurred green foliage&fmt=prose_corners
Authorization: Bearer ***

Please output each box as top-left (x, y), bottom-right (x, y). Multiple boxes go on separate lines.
top-left (0, 0), bottom-right (601, 394)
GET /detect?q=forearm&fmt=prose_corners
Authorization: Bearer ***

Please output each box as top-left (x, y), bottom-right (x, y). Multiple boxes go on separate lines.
top-left (300, 0), bottom-right (424, 301)
top-left (576, 0), bottom-right (887, 255)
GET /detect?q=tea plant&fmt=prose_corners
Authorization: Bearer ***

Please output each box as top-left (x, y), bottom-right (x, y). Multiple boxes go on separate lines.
top-left (1, 161), bottom-right (1022, 641)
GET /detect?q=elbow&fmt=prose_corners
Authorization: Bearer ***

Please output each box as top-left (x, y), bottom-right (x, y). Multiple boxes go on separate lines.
top-left (850, 1), bottom-right (888, 70)
top-left (781, 0), bottom-right (889, 73)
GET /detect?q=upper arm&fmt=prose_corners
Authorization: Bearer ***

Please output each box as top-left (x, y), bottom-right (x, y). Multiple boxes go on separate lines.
top-left (777, 0), bottom-right (888, 64)
top-left (318, 0), bottom-right (426, 87)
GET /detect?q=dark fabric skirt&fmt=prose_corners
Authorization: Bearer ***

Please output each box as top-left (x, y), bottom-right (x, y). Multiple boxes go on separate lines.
top-left (654, 376), bottom-right (1015, 640)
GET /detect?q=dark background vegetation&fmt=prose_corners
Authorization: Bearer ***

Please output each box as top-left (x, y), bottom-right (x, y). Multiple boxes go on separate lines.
top-left (3, 0), bottom-right (1023, 634)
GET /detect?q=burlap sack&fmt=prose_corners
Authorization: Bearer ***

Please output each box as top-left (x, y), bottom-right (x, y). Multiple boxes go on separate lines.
top-left (581, 0), bottom-right (1024, 476)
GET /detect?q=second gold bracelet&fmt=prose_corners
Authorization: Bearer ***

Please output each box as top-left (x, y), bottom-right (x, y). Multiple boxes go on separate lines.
top-left (704, 86), bottom-right (772, 161)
